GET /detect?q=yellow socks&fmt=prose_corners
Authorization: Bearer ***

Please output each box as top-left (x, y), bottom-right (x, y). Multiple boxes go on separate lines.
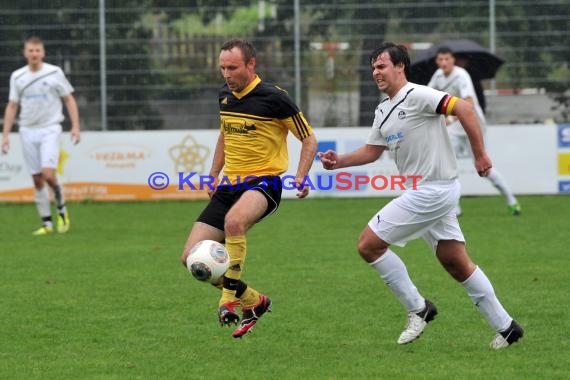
top-left (220, 235), bottom-right (260, 308)
top-left (240, 287), bottom-right (260, 309)
top-left (225, 235), bottom-right (246, 279)
top-left (219, 288), bottom-right (238, 307)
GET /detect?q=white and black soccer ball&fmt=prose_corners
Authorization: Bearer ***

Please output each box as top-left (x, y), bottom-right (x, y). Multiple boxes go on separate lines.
top-left (186, 240), bottom-right (230, 284)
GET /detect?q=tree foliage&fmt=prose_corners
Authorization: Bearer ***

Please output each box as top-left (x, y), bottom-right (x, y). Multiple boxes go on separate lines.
top-left (0, 1), bottom-right (163, 130)
top-left (1, 0), bottom-right (566, 128)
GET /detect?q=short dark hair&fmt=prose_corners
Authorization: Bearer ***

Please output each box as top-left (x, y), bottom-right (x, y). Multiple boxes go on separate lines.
top-left (369, 42), bottom-right (411, 78)
top-left (24, 35), bottom-right (44, 45)
top-left (436, 46), bottom-right (454, 56)
top-left (220, 38), bottom-right (256, 64)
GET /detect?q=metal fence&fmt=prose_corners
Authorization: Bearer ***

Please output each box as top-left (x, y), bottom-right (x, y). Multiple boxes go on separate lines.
top-left (0, 1), bottom-right (568, 130)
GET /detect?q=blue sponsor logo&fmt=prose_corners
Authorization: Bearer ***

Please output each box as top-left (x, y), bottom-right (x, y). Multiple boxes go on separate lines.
top-left (558, 124), bottom-right (570, 148)
top-left (315, 140), bottom-right (336, 161)
top-left (386, 132), bottom-right (404, 143)
top-left (558, 180), bottom-right (570, 193)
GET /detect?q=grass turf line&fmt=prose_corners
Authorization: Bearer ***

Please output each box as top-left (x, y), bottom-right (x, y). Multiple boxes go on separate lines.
top-left (0, 195), bottom-right (567, 379)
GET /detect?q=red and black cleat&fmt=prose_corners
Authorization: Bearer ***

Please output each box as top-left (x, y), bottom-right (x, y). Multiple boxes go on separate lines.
top-left (218, 300), bottom-right (240, 326)
top-left (232, 294), bottom-right (272, 338)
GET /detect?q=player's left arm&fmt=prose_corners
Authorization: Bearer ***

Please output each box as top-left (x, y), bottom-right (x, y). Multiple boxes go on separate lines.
top-left (449, 97), bottom-right (492, 177)
top-left (62, 94), bottom-right (81, 144)
top-left (273, 87), bottom-right (317, 197)
top-left (280, 109), bottom-right (316, 199)
top-left (295, 133), bottom-right (317, 199)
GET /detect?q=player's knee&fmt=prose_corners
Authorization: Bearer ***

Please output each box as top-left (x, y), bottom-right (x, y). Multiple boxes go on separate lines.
top-left (439, 256), bottom-right (475, 282)
top-left (357, 238), bottom-right (387, 263)
top-left (32, 176), bottom-right (44, 189)
top-left (223, 216), bottom-right (246, 235)
top-left (180, 250), bottom-right (190, 267)
top-left (41, 168), bottom-right (54, 180)
top-left (440, 259), bottom-right (459, 278)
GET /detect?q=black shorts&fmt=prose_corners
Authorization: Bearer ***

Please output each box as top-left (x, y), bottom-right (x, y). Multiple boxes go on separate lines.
top-left (196, 176), bottom-right (282, 231)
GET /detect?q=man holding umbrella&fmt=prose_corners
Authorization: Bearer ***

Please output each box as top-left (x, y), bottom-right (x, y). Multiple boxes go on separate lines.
top-left (428, 46), bottom-right (521, 216)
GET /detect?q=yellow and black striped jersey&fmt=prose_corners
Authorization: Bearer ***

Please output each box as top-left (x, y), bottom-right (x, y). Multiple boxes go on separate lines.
top-left (219, 75), bottom-right (313, 184)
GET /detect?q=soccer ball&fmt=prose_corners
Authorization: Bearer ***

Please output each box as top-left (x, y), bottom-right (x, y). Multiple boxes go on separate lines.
top-left (186, 240), bottom-right (230, 284)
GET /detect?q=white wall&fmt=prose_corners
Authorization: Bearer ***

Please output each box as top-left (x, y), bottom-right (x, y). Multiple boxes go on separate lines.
top-left (286, 125), bottom-right (559, 198)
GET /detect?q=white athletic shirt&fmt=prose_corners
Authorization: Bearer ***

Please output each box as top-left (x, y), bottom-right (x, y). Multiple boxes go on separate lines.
top-left (427, 66), bottom-right (485, 136)
top-left (8, 62), bottom-right (74, 128)
top-left (367, 82), bottom-right (458, 186)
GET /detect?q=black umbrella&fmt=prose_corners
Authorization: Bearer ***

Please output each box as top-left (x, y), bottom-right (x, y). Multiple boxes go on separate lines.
top-left (409, 39), bottom-right (505, 85)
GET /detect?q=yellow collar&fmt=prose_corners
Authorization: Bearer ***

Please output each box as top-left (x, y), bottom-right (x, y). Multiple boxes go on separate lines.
top-left (233, 75), bottom-right (261, 99)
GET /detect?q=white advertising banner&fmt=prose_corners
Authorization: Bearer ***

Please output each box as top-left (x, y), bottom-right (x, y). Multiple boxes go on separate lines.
top-left (0, 124), bottom-right (559, 202)
top-left (0, 131), bottom-right (220, 202)
top-left (291, 124), bottom-right (559, 198)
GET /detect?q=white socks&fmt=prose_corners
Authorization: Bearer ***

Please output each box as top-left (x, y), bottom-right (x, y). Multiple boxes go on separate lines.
top-left (486, 168), bottom-right (517, 205)
top-left (462, 266), bottom-right (512, 332)
top-left (370, 251), bottom-right (513, 333)
top-left (370, 249), bottom-right (425, 313)
top-left (35, 186), bottom-right (52, 226)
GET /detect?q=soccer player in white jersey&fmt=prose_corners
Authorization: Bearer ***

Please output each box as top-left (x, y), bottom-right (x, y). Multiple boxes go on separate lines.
top-left (428, 46), bottom-right (520, 216)
top-left (2, 36), bottom-right (81, 235)
top-left (318, 42), bottom-right (523, 349)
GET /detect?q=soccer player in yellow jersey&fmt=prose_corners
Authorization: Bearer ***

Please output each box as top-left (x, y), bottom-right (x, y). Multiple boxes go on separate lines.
top-left (181, 38), bottom-right (317, 338)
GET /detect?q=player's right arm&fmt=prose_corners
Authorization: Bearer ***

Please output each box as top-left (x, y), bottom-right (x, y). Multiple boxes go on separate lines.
top-left (2, 101), bottom-right (19, 154)
top-left (319, 144), bottom-right (385, 170)
top-left (207, 132), bottom-right (225, 197)
top-left (450, 97), bottom-right (492, 176)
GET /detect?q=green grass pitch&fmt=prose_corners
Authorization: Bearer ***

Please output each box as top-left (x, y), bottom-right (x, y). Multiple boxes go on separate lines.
top-left (0, 195), bottom-right (568, 379)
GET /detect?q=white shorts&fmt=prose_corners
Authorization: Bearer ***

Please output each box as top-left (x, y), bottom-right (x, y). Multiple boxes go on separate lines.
top-left (20, 124), bottom-right (62, 175)
top-left (367, 180), bottom-right (465, 253)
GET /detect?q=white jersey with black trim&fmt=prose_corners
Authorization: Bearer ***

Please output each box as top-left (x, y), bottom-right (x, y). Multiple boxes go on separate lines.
top-left (367, 82), bottom-right (458, 186)
top-left (427, 66), bottom-right (486, 136)
top-left (8, 62), bottom-right (74, 128)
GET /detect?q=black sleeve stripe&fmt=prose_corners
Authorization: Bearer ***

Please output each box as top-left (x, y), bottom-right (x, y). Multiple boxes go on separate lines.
top-left (294, 114), bottom-right (307, 137)
top-left (292, 113), bottom-right (309, 138)
top-left (290, 114), bottom-right (300, 137)
top-left (292, 114), bottom-right (304, 138)
top-left (435, 95), bottom-right (449, 114)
